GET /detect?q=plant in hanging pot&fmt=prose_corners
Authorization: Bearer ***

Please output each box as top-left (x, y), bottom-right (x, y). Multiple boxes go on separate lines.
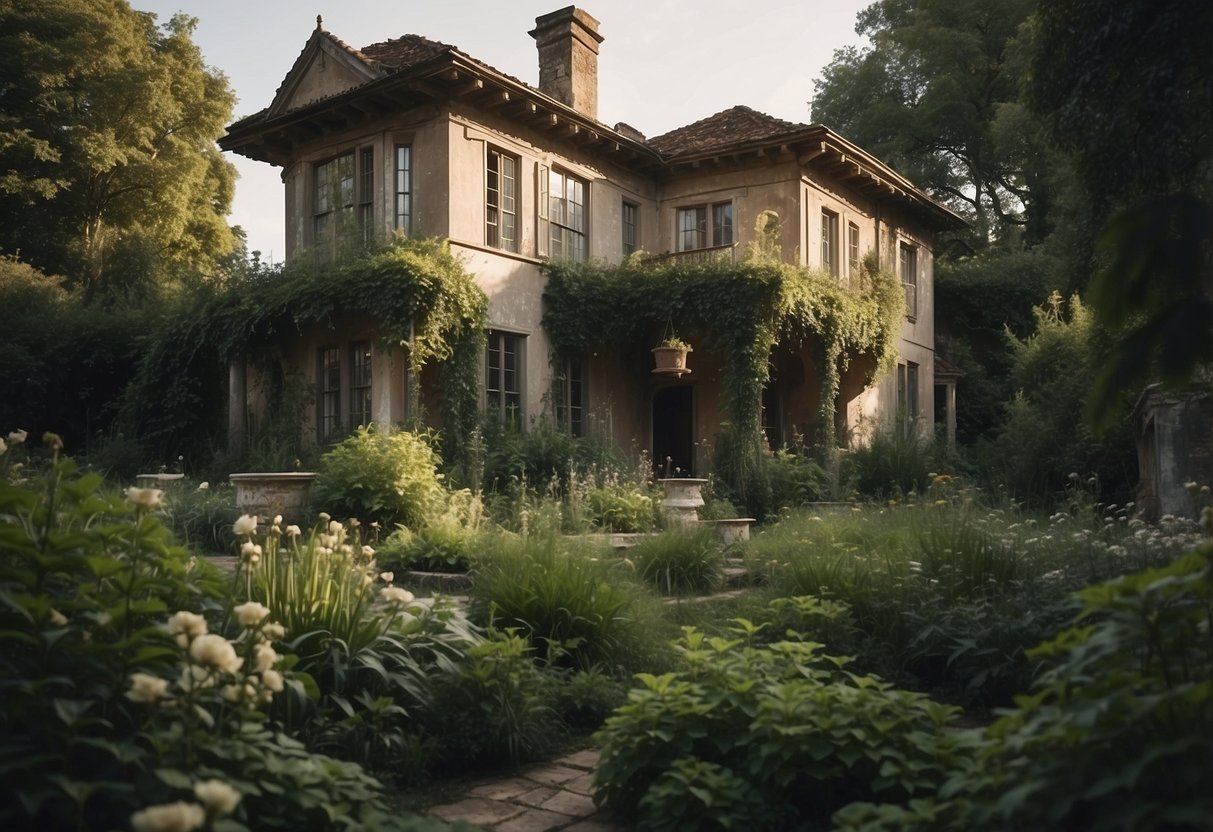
top-left (652, 336), bottom-right (693, 377)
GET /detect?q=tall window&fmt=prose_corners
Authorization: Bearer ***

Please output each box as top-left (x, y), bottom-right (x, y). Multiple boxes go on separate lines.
top-left (821, 209), bottom-right (839, 275)
top-left (349, 342), bottom-right (373, 429)
top-left (900, 242), bottom-right (919, 319)
top-left (318, 346), bottom-right (342, 441)
top-left (486, 331), bottom-right (524, 428)
top-left (848, 222), bottom-right (861, 279)
top-left (677, 202), bottom-right (732, 251)
top-left (896, 361), bottom-right (920, 432)
top-left (314, 152), bottom-right (355, 246)
top-left (622, 201), bottom-right (638, 257)
top-left (486, 148), bottom-right (517, 251)
top-left (557, 357), bottom-right (586, 437)
top-left (546, 169), bottom-right (586, 262)
top-left (394, 145), bottom-right (412, 233)
top-left (358, 147), bottom-right (374, 245)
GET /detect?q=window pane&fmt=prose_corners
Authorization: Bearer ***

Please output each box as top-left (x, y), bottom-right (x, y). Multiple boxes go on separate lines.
top-left (713, 203), bottom-right (732, 246)
top-left (395, 145), bottom-right (412, 232)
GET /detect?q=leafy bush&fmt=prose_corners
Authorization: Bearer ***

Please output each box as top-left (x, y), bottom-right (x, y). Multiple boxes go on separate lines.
top-left (593, 613), bottom-right (961, 829)
top-left (544, 666), bottom-right (630, 733)
top-left (313, 425), bottom-right (444, 528)
top-left (163, 480), bottom-right (239, 554)
top-left (835, 543), bottom-right (1213, 831)
top-left (718, 447), bottom-right (830, 521)
top-left (377, 522), bottom-right (479, 573)
top-left (588, 484), bottom-right (656, 532)
top-left (469, 532), bottom-right (666, 671)
top-left (629, 526), bottom-right (723, 595)
top-left (844, 424), bottom-right (937, 498)
top-left (481, 420), bottom-right (626, 496)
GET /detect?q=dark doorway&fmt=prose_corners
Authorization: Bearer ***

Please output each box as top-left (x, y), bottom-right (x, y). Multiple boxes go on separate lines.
top-left (653, 386), bottom-right (694, 477)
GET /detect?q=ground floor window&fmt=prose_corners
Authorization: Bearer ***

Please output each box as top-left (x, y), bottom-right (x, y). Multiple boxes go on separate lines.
top-left (556, 356), bottom-right (587, 437)
top-left (318, 342), bottom-right (374, 441)
top-left (486, 331), bottom-right (524, 428)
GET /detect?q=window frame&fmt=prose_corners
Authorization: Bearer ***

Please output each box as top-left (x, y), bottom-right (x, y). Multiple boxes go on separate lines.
top-left (394, 144), bottom-right (413, 234)
top-left (677, 201), bottom-right (733, 252)
top-left (486, 146), bottom-right (518, 252)
top-left (545, 168), bottom-right (587, 262)
top-left (821, 208), bottom-right (839, 275)
top-left (900, 242), bottom-right (919, 320)
top-left (348, 341), bottom-right (373, 430)
top-left (313, 151), bottom-right (356, 249)
top-left (556, 355), bottom-right (587, 437)
top-left (622, 200), bottom-right (638, 257)
top-left (486, 330), bottom-right (525, 429)
top-left (318, 345), bottom-right (343, 442)
top-left (847, 222), bottom-right (861, 279)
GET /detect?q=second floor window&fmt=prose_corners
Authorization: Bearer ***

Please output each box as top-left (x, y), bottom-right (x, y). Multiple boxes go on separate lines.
top-left (395, 145), bottom-right (412, 233)
top-left (486, 148), bottom-right (517, 252)
top-left (547, 169), bottom-right (587, 262)
top-left (848, 222), bottom-right (861, 278)
top-left (486, 330), bottom-right (524, 429)
top-left (622, 201), bottom-right (638, 257)
top-left (821, 209), bottom-right (839, 275)
top-left (678, 202), bottom-right (732, 251)
top-left (900, 242), bottom-right (919, 319)
top-left (314, 152), bottom-right (356, 246)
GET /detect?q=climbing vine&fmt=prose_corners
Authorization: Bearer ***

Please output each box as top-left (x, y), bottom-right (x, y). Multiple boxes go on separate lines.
top-left (123, 237), bottom-right (488, 469)
top-left (541, 252), bottom-right (903, 490)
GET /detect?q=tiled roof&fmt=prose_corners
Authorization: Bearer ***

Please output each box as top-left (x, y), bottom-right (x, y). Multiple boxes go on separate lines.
top-left (647, 106), bottom-right (810, 158)
top-left (360, 34), bottom-right (454, 69)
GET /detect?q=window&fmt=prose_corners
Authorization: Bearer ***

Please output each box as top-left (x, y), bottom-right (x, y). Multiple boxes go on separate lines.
top-left (677, 201), bottom-right (733, 251)
top-left (314, 152), bottom-right (355, 246)
top-left (318, 346), bottom-right (342, 441)
top-left (486, 147), bottom-right (517, 251)
top-left (900, 242), bottom-right (919, 319)
top-left (543, 169), bottom-right (586, 262)
top-left (821, 209), bottom-right (839, 275)
top-left (848, 222), bottom-right (861, 279)
top-left (896, 361), bottom-right (920, 432)
top-left (358, 147), bottom-right (374, 244)
top-left (349, 341), bottom-right (373, 429)
top-left (486, 331), bottom-right (524, 428)
top-left (622, 201), bottom-right (638, 257)
top-left (394, 145), bottom-right (412, 233)
top-left (556, 357), bottom-right (587, 437)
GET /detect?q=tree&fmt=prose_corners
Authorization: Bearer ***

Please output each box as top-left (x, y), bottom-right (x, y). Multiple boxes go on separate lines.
top-left (811, 0), bottom-right (1053, 249)
top-left (1027, 0), bottom-right (1213, 420)
top-left (0, 0), bottom-right (238, 300)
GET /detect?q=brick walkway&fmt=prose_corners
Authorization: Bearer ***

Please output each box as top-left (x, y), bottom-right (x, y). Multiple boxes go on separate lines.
top-left (427, 748), bottom-right (625, 831)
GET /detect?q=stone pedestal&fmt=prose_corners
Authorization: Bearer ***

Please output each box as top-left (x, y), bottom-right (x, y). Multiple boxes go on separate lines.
top-left (714, 518), bottom-right (756, 545)
top-left (659, 477), bottom-right (708, 526)
top-left (135, 473), bottom-right (186, 491)
top-left (229, 472), bottom-right (317, 525)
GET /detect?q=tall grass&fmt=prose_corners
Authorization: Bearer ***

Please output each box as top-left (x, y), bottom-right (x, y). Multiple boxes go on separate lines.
top-left (629, 525), bottom-right (723, 595)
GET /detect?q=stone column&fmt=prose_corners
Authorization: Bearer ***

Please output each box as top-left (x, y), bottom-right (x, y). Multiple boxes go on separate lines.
top-left (228, 358), bottom-right (247, 453)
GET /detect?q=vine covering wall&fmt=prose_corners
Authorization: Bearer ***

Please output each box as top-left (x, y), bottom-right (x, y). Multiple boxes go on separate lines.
top-left (123, 237), bottom-right (488, 467)
top-left (541, 254), bottom-right (904, 489)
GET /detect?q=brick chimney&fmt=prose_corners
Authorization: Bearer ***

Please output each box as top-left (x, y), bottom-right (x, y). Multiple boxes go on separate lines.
top-left (529, 7), bottom-right (603, 120)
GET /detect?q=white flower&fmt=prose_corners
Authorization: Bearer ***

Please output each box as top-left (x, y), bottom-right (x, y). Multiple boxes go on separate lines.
top-left (284, 524), bottom-right (301, 537)
top-left (233, 601), bottom-right (271, 628)
top-left (193, 779), bottom-right (241, 815)
top-left (240, 541), bottom-right (263, 562)
top-left (272, 514), bottom-right (283, 526)
top-left (232, 515), bottom-right (259, 536)
top-left (166, 611), bottom-right (207, 638)
top-left (49, 608), bottom-right (68, 627)
top-left (362, 545), bottom-right (375, 558)
top-left (131, 801), bottom-right (205, 832)
top-left (0, 438), bottom-right (6, 454)
top-left (380, 571), bottom-right (394, 583)
top-left (177, 664), bottom-right (214, 692)
top-left (380, 586), bottom-right (415, 606)
top-left (126, 487), bottom-right (164, 511)
top-left (126, 672), bottom-right (170, 703)
top-left (196, 481), bottom-right (209, 491)
top-left (189, 634), bottom-right (243, 674)
top-left (221, 683), bottom-right (245, 703)
top-left (318, 511), bottom-right (331, 522)
top-left (261, 668), bottom-right (284, 693)
top-left (329, 520), bottom-right (344, 534)
top-left (253, 642), bottom-right (278, 673)
top-left (7, 429), bottom-right (26, 444)
top-left (262, 622), bottom-right (286, 641)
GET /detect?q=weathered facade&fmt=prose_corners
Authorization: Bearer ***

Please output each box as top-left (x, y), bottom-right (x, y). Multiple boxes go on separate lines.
top-left (219, 7), bottom-right (962, 472)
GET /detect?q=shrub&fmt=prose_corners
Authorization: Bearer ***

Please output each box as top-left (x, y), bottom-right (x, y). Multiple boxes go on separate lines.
top-left (844, 424), bottom-right (937, 498)
top-left (481, 420), bottom-right (626, 496)
top-left (313, 425), bottom-right (444, 528)
top-left (469, 532), bottom-right (666, 671)
top-left (721, 447), bottom-right (830, 521)
top-left (588, 484), bottom-right (657, 532)
top-left (629, 526), bottom-right (723, 595)
top-left (163, 479), bottom-right (239, 554)
top-left (377, 523), bottom-right (478, 573)
top-left (593, 612), bottom-right (961, 829)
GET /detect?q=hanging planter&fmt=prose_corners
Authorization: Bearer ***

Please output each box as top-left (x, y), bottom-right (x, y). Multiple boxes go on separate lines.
top-left (652, 336), bottom-right (693, 377)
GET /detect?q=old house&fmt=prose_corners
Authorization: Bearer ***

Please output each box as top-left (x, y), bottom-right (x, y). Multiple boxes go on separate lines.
top-left (218, 7), bottom-right (962, 475)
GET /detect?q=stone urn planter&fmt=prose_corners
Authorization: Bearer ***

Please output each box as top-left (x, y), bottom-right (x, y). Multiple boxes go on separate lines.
top-left (135, 473), bottom-right (186, 491)
top-left (659, 477), bottom-right (708, 526)
top-left (652, 340), bottom-right (692, 377)
top-left (714, 517), bottom-right (757, 545)
top-left (229, 472), bottom-right (317, 524)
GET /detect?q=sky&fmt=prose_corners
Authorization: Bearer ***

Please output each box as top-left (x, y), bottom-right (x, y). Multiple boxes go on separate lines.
top-left (135, 0), bottom-right (874, 261)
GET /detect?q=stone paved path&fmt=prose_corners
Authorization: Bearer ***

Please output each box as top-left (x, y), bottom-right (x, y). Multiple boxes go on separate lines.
top-left (427, 748), bottom-right (626, 831)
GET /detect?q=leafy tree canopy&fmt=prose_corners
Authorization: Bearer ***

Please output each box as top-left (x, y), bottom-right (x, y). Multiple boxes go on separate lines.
top-left (0, 0), bottom-right (239, 301)
top-left (812, 0), bottom-right (1056, 249)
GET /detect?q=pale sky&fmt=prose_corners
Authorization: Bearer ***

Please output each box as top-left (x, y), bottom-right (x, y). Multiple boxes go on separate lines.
top-left (135, 0), bottom-right (874, 261)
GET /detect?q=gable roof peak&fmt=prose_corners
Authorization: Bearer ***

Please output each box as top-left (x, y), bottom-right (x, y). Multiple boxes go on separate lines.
top-left (647, 105), bottom-right (811, 157)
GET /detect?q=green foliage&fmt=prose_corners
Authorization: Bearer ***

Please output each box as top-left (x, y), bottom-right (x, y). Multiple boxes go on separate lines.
top-left (481, 419), bottom-right (627, 495)
top-left (122, 237), bottom-right (487, 466)
top-left (588, 484), bottom-right (656, 532)
top-left (162, 481), bottom-right (239, 555)
top-left (593, 617), bottom-right (961, 829)
top-left (544, 666), bottom-right (629, 733)
top-left (314, 425), bottom-right (445, 529)
top-left (469, 532), bottom-right (665, 671)
top-left (836, 543), bottom-right (1213, 831)
top-left (0, 0), bottom-right (239, 298)
top-left (377, 522), bottom-right (479, 573)
top-left (845, 425), bottom-right (938, 499)
top-left (629, 526), bottom-right (723, 595)
top-left (542, 256), bottom-right (904, 492)
top-left (719, 446), bottom-right (830, 521)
